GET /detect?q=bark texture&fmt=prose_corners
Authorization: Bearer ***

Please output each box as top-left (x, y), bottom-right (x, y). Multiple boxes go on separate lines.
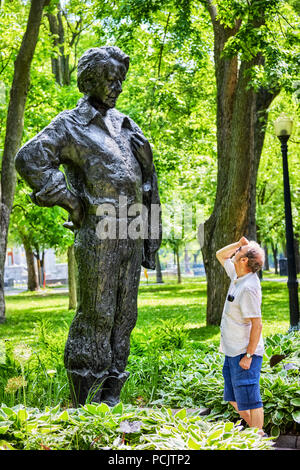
top-left (23, 236), bottom-right (39, 291)
top-left (202, 2), bottom-right (279, 325)
top-left (155, 252), bottom-right (163, 283)
top-left (47, 2), bottom-right (70, 86)
top-left (0, 0), bottom-right (48, 322)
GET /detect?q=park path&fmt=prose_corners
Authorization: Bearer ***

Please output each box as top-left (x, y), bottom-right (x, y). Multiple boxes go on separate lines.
top-left (4, 277), bottom-right (290, 296)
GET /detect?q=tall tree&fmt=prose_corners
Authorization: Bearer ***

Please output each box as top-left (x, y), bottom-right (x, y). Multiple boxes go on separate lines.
top-left (46, 0), bottom-right (95, 86)
top-left (0, 0), bottom-right (50, 322)
top-left (201, 0), bottom-right (299, 324)
top-left (94, 0), bottom-right (298, 325)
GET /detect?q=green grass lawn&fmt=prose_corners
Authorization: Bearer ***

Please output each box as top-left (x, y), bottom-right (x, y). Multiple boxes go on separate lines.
top-left (0, 275), bottom-right (294, 409)
top-left (1, 275), bottom-right (292, 349)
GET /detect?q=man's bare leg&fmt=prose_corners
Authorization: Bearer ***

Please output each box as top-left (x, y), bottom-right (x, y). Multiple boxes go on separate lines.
top-left (250, 407), bottom-right (264, 434)
top-left (229, 401), bottom-right (251, 427)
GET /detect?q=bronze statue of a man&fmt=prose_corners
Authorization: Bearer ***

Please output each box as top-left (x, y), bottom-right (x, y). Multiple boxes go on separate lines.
top-left (15, 46), bottom-right (162, 406)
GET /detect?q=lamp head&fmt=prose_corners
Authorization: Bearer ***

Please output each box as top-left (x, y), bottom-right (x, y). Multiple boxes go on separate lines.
top-left (274, 113), bottom-right (293, 138)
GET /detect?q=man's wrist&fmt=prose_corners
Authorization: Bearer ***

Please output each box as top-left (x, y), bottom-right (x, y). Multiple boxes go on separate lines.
top-left (245, 352), bottom-right (253, 359)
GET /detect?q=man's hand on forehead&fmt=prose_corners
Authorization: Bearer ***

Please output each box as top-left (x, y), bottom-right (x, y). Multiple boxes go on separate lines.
top-left (239, 236), bottom-right (249, 247)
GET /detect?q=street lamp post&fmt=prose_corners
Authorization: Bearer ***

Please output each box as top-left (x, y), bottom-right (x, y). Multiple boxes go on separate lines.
top-left (274, 113), bottom-right (299, 331)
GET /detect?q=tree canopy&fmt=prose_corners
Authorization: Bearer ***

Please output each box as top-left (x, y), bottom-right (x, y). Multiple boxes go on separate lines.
top-left (0, 0), bottom-right (298, 324)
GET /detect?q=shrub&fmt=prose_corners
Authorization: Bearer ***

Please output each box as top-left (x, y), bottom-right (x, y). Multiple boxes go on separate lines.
top-left (0, 403), bottom-right (273, 450)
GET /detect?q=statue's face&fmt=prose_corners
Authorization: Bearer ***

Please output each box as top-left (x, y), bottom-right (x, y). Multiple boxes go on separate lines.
top-left (91, 58), bottom-right (127, 108)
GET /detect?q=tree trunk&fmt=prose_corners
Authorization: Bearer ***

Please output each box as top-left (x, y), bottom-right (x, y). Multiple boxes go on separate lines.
top-left (256, 229), bottom-right (263, 280)
top-left (47, 10), bottom-right (63, 85)
top-left (34, 246), bottom-right (42, 286)
top-left (34, 246), bottom-right (45, 287)
top-left (0, 0), bottom-right (48, 323)
top-left (201, 4), bottom-right (279, 325)
top-left (155, 251), bottom-right (163, 284)
top-left (47, 2), bottom-right (71, 86)
top-left (41, 250), bottom-right (45, 287)
top-left (176, 248), bottom-right (181, 284)
top-left (264, 245), bottom-right (269, 271)
top-left (68, 244), bottom-right (77, 309)
top-left (294, 237), bottom-right (300, 274)
top-left (247, 86), bottom-right (280, 240)
top-left (271, 242), bottom-right (278, 275)
top-left (22, 236), bottom-right (39, 291)
top-left (184, 246), bottom-right (191, 273)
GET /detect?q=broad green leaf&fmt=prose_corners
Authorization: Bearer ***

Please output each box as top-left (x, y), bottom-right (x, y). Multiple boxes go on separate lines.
top-left (292, 411), bottom-right (300, 424)
top-left (98, 402), bottom-right (110, 414)
top-left (177, 422), bottom-right (186, 433)
top-left (207, 428), bottom-right (224, 441)
top-left (174, 409), bottom-right (186, 420)
top-left (290, 398), bottom-right (300, 407)
top-left (270, 425), bottom-right (280, 438)
top-left (57, 410), bottom-right (69, 422)
top-left (0, 440), bottom-right (15, 450)
top-left (187, 436), bottom-right (202, 450)
top-left (39, 424), bottom-right (61, 434)
top-left (112, 402), bottom-right (123, 415)
top-left (0, 424), bottom-right (11, 434)
top-left (84, 404), bottom-right (98, 415)
top-left (17, 408), bottom-right (28, 423)
top-left (224, 422), bottom-right (234, 432)
top-left (1, 407), bottom-right (17, 419)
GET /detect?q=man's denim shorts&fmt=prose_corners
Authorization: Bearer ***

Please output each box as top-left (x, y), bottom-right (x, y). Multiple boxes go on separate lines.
top-left (222, 354), bottom-right (263, 411)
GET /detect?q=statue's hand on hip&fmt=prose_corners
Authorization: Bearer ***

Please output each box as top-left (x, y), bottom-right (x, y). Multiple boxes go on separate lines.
top-left (131, 133), bottom-right (153, 177)
top-left (62, 191), bottom-right (84, 231)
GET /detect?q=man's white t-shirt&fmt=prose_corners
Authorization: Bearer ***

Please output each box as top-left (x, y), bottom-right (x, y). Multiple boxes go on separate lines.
top-left (219, 258), bottom-right (264, 357)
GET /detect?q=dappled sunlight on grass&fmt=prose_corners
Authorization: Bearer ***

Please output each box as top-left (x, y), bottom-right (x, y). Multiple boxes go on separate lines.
top-left (261, 280), bottom-right (290, 335)
top-left (1, 276), bottom-right (293, 348)
top-left (0, 275), bottom-right (296, 415)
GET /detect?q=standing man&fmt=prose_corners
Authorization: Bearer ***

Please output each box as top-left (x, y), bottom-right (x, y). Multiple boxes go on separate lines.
top-left (216, 237), bottom-right (266, 435)
top-left (15, 46), bottom-right (162, 406)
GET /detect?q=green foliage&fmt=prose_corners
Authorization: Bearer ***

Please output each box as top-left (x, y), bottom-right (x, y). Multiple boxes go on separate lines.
top-left (256, 90), bottom-right (300, 248)
top-left (93, 0), bottom-right (300, 251)
top-left (1, 0), bottom-right (300, 449)
top-left (9, 178), bottom-right (74, 256)
top-left (0, 321), bottom-right (69, 410)
top-left (150, 318), bottom-right (189, 350)
top-left (261, 332), bottom-right (300, 437)
top-left (126, 332), bottom-right (300, 437)
top-left (3, 0), bottom-right (297, 256)
top-left (95, 0), bottom-right (217, 212)
top-left (0, 279), bottom-right (299, 448)
top-left (0, 403), bottom-right (273, 450)
top-left (215, 0), bottom-right (300, 92)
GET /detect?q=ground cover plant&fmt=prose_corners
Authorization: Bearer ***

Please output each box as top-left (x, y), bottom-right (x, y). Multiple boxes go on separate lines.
top-left (0, 277), bottom-right (299, 449)
top-left (0, 403), bottom-right (273, 450)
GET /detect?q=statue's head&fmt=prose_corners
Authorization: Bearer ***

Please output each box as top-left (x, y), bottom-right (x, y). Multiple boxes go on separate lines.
top-left (77, 46), bottom-right (130, 108)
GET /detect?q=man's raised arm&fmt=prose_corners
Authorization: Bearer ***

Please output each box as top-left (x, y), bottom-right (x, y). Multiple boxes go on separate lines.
top-left (216, 237), bottom-right (249, 267)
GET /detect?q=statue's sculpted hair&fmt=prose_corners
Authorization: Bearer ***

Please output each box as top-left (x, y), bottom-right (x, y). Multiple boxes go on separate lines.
top-left (77, 46), bottom-right (130, 95)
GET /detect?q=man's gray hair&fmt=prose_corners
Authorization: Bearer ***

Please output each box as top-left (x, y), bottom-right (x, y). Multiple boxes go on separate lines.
top-left (245, 241), bottom-right (265, 273)
top-left (77, 46), bottom-right (130, 95)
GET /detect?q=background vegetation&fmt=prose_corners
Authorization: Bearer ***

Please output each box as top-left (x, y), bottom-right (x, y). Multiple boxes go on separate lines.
top-left (0, 278), bottom-right (299, 449)
top-left (0, 0), bottom-right (299, 450)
